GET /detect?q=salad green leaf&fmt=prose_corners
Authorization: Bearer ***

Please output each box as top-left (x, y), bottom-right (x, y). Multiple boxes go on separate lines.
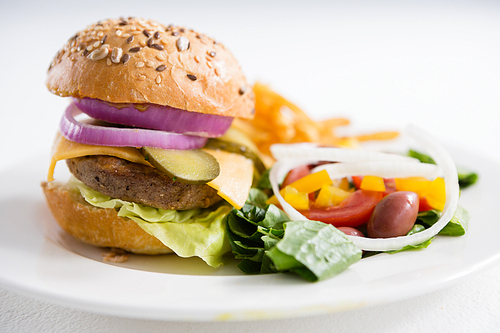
top-left (268, 220), bottom-right (362, 281)
top-left (417, 206), bottom-right (470, 236)
top-left (226, 188), bottom-right (362, 281)
top-left (387, 237), bottom-right (434, 253)
top-left (255, 168), bottom-right (272, 190)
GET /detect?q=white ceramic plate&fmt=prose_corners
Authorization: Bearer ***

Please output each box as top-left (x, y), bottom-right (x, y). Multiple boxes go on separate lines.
top-left (0, 148), bottom-right (499, 322)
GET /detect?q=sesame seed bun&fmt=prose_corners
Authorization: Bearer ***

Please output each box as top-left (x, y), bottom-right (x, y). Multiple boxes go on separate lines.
top-left (41, 181), bottom-right (172, 255)
top-left (46, 17), bottom-right (254, 119)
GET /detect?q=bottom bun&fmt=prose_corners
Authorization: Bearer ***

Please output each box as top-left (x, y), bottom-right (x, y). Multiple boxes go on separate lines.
top-left (41, 181), bottom-right (172, 255)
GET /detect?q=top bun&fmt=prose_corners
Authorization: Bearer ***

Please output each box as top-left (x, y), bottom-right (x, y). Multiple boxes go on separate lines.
top-left (46, 18), bottom-right (254, 119)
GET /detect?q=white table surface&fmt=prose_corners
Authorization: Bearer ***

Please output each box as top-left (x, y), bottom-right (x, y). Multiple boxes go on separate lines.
top-left (1, 0), bottom-right (499, 332)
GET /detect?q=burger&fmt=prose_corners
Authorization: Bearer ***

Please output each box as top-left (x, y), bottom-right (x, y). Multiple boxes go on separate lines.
top-left (41, 17), bottom-right (260, 267)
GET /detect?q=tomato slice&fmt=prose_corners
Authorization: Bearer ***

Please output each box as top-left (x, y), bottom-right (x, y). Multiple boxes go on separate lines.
top-left (418, 197), bottom-right (434, 212)
top-left (352, 175), bottom-right (363, 189)
top-left (300, 190), bottom-right (384, 228)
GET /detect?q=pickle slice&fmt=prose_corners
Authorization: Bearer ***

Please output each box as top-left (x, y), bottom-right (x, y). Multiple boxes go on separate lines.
top-left (204, 139), bottom-right (266, 174)
top-left (140, 147), bottom-right (220, 184)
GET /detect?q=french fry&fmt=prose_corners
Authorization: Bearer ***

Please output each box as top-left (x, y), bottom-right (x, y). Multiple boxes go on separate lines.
top-left (236, 82), bottom-right (399, 161)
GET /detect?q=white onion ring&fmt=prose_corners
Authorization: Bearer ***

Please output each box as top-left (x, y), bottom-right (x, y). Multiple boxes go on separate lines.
top-left (312, 161), bottom-right (442, 180)
top-left (270, 143), bottom-right (419, 163)
top-left (348, 125), bottom-right (459, 251)
top-left (268, 125), bottom-right (460, 252)
top-left (60, 103), bottom-right (208, 150)
top-left (74, 98), bottom-right (233, 138)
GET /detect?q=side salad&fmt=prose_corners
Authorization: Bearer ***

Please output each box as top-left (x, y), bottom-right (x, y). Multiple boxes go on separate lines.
top-left (225, 125), bottom-right (477, 282)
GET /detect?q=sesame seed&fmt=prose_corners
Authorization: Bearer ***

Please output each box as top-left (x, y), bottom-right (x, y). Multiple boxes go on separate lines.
top-left (111, 47), bottom-right (123, 63)
top-left (209, 51), bottom-right (216, 57)
top-left (139, 40), bottom-right (147, 47)
top-left (176, 36), bottom-right (190, 51)
top-left (156, 53), bottom-right (166, 61)
top-left (107, 58), bottom-right (112, 66)
top-left (194, 55), bottom-right (200, 63)
top-left (152, 44), bottom-right (164, 51)
top-left (86, 45), bottom-right (94, 52)
top-left (187, 74), bottom-right (197, 81)
top-left (122, 53), bottom-right (130, 64)
top-left (154, 31), bottom-right (161, 39)
top-left (129, 47), bottom-right (141, 53)
top-left (122, 33), bottom-right (130, 38)
top-left (70, 47), bottom-right (77, 53)
top-left (146, 60), bottom-right (155, 68)
top-left (126, 35), bottom-right (134, 43)
top-left (93, 41), bottom-right (100, 48)
top-left (97, 31), bottom-right (104, 37)
top-left (214, 68), bottom-right (220, 76)
top-left (156, 76), bottom-right (162, 84)
top-left (88, 47), bottom-right (109, 61)
top-left (136, 61), bottom-right (145, 68)
top-left (131, 30), bottom-right (141, 35)
top-left (116, 30), bottom-right (123, 36)
top-left (142, 29), bottom-right (151, 38)
top-left (206, 61), bottom-right (212, 68)
top-left (138, 74), bottom-right (146, 81)
top-left (156, 64), bottom-right (166, 72)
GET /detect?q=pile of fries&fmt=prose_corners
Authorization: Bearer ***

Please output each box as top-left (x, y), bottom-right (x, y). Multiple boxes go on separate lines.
top-left (233, 82), bottom-right (399, 162)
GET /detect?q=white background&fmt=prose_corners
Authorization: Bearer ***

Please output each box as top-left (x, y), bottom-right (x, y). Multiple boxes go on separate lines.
top-left (1, 0), bottom-right (499, 332)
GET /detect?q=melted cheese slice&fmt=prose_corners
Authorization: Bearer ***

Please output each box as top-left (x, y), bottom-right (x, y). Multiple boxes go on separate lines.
top-left (48, 134), bottom-right (253, 209)
top-left (203, 149), bottom-right (253, 209)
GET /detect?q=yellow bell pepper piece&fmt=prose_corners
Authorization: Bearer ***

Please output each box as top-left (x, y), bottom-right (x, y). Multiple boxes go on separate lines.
top-left (266, 169), bottom-right (332, 206)
top-left (266, 194), bottom-right (280, 206)
top-left (283, 186), bottom-right (309, 210)
top-left (332, 177), bottom-right (350, 191)
top-left (426, 177), bottom-right (446, 211)
top-left (287, 169), bottom-right (332, 193)
top-left (360, 175), bottom-right (386, 192)
top-left (315, 184), bottom-right (351, 208)
top-left (395, 177), bottom-right (430, 197)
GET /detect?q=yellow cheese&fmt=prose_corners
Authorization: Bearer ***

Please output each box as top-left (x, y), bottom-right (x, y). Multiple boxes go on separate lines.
top-left (47, 133), bottom-right (151, 182)
top-left (203, 149), bottom-right (253, 209)
top-left (48, 133), bottom-right (253, 209)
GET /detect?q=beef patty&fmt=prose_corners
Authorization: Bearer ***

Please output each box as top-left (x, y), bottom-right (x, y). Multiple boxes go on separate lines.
top-left (67, 155), bottom-right (222, 210)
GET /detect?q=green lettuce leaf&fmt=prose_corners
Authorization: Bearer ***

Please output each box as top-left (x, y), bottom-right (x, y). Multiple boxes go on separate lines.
top-left (71, 177), bottom-right (231, 267)
top-left (417, 206), bottom-right (470, 236)
top-left (226, 188), bottom-right (362, 281)
top-left (268, 220), bottom-right (362, 282)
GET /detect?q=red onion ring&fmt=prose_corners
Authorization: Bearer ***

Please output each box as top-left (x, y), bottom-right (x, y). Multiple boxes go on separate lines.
top-left (60, 103), bottom-right (208, 150)
top-left (73, 98), bottom-right (233, 138)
